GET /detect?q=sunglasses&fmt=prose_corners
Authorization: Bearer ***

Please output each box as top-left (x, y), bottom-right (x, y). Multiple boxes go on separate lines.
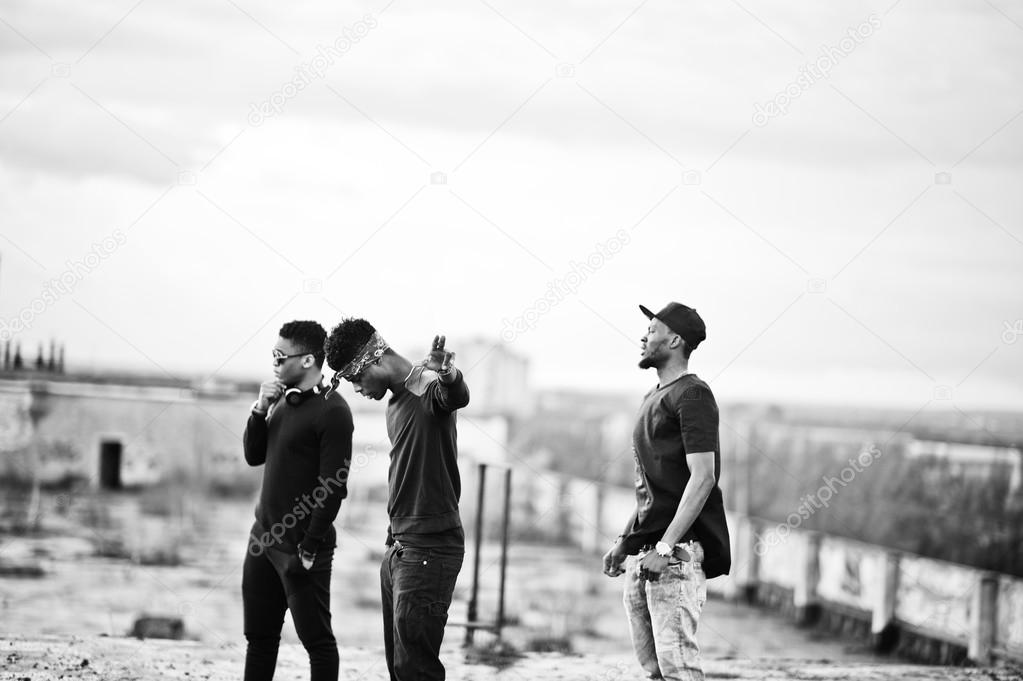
top-left (272, 350), bottom-right (311, 367)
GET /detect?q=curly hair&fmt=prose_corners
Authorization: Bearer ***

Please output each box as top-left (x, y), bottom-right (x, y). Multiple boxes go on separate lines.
top-left (279, 320), bottom-right (327, 368)
top-left (325, 318), bottom-right (378, 371)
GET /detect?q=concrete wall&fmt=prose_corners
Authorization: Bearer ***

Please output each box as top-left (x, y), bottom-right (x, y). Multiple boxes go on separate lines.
top-left (731, 514), bottom-right (1023, 664)
top-left (0, 375), bottom-right (514, 492)
top-left (816, 535), bottom-right (884, 614)
top-left (0, 383), bottom-right (32, 453)
top-left (997, 574), bottom-right (1023, 658)
top-left (0, 378), bottom-right (256, 487)
top-left (895, 555), bottom-right (975, 643)
top-left (468, 456), bottom-right (1023, 666)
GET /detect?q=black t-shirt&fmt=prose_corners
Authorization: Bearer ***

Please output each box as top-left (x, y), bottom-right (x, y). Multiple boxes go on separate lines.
top-left (384, 372), bottom-right (470, 549)
top-left (622, 373), bottom-right (731, 578)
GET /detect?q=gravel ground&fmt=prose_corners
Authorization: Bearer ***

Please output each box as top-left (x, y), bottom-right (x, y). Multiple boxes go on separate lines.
top-left (4, 497), bottom-right (1022, 680)
top-left (3, 634), bottom-right (1023, 681)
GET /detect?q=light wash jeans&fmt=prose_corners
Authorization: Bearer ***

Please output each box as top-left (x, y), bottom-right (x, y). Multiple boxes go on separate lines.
top-left (623, 540), bottom-right (708, 681)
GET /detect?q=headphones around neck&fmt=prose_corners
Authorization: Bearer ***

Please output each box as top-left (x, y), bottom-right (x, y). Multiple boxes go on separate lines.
top-left (284, 382), bottom-right (326, 406)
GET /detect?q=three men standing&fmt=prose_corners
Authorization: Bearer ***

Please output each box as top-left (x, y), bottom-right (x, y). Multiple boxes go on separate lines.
top-left (603, 302), bottom-right (731, 681)
top-left (241, 304), bottom-right (726, 681)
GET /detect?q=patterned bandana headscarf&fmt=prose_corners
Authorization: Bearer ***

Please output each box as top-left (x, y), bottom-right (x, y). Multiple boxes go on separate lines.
top-left (325, 331), bottom-right (389, 396)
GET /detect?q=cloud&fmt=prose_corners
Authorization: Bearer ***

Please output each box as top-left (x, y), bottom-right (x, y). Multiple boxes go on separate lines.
top-left (2, 0), bottom-right (1021, 189)
top-left (0, 0), bottom-right (1021, 408)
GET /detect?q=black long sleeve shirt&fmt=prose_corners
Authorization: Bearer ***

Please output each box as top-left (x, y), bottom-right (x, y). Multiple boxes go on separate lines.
top-left (385, 371), bottom-right (469, 548)
top-left (243, 389), bottom-right (354, 553)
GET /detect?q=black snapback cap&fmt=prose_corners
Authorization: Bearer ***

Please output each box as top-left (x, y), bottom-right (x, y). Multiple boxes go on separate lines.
top-left (639, 302), bottom-right (707, 350)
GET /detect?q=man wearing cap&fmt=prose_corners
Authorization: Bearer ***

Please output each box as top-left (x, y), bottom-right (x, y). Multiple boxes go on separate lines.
top-left (324, 318), bottom-right (469, 681)
top-left (602, 302), bottom-right (730, 681)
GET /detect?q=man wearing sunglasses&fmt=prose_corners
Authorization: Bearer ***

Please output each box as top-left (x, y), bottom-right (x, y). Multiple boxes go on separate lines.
top-left (324, 318), bottom-right (469, 681)
top-left (242, 320), bottom-right (354, 681)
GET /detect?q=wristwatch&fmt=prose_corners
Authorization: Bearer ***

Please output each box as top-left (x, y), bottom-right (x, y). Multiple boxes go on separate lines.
top-left (655, 541), bottom-right (673, 558)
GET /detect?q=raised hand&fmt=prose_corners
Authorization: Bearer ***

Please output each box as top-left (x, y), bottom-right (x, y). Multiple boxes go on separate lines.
top-left (421, 335), bottom-right (456, 380)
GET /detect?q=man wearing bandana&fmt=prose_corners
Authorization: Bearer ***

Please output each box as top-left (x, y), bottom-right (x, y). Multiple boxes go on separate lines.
top-left (324, 318), bottom-right (469, 681)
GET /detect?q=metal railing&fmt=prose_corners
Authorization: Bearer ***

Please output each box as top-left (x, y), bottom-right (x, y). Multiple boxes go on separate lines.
top-left (449, 462), bottom-right (512, 646)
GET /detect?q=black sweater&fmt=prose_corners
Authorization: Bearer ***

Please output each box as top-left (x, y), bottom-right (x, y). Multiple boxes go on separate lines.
top-left (385, 371), bottom-right (470, 546)
top-left (243, 389), bottom-right (354, 553)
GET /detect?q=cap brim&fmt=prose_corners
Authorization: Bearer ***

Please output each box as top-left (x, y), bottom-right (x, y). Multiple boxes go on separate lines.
top-left (639, 304), bottom-right (656, 320)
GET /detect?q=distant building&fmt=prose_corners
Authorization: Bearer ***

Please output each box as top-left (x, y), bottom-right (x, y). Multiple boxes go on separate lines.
top-left (908, 439), bottom-right (1022, 497)
top-left (455, 337), bottom-right (530, 417)
top-left (0, 372), bottom-right (258, 490)
top-left (0, 364), bottom-right (516, 493)
top-left (535, 388), bottom-right (636, 417)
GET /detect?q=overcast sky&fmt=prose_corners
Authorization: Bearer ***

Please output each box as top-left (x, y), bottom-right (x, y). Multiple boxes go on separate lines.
top-left (1, 0), bottom-right (1021, 411)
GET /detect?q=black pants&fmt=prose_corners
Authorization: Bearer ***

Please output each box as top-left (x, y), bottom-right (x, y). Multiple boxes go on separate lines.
top-left (380, 542), bottom-right (464, 681)
top-left (242, 540), bottom-right (338, 681)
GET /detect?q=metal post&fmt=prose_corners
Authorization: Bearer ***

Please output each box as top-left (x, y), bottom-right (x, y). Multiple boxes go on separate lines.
top-left (465, 463), bottom-right (487, 646)
top-left (968, 573), bottom-right (998, 664)
top-left (872, 551), bottom-right (900, 652)
top-left (495, 467), bottom-right (512, 639)
top-left (794, 531), bottom-right (822, 625)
